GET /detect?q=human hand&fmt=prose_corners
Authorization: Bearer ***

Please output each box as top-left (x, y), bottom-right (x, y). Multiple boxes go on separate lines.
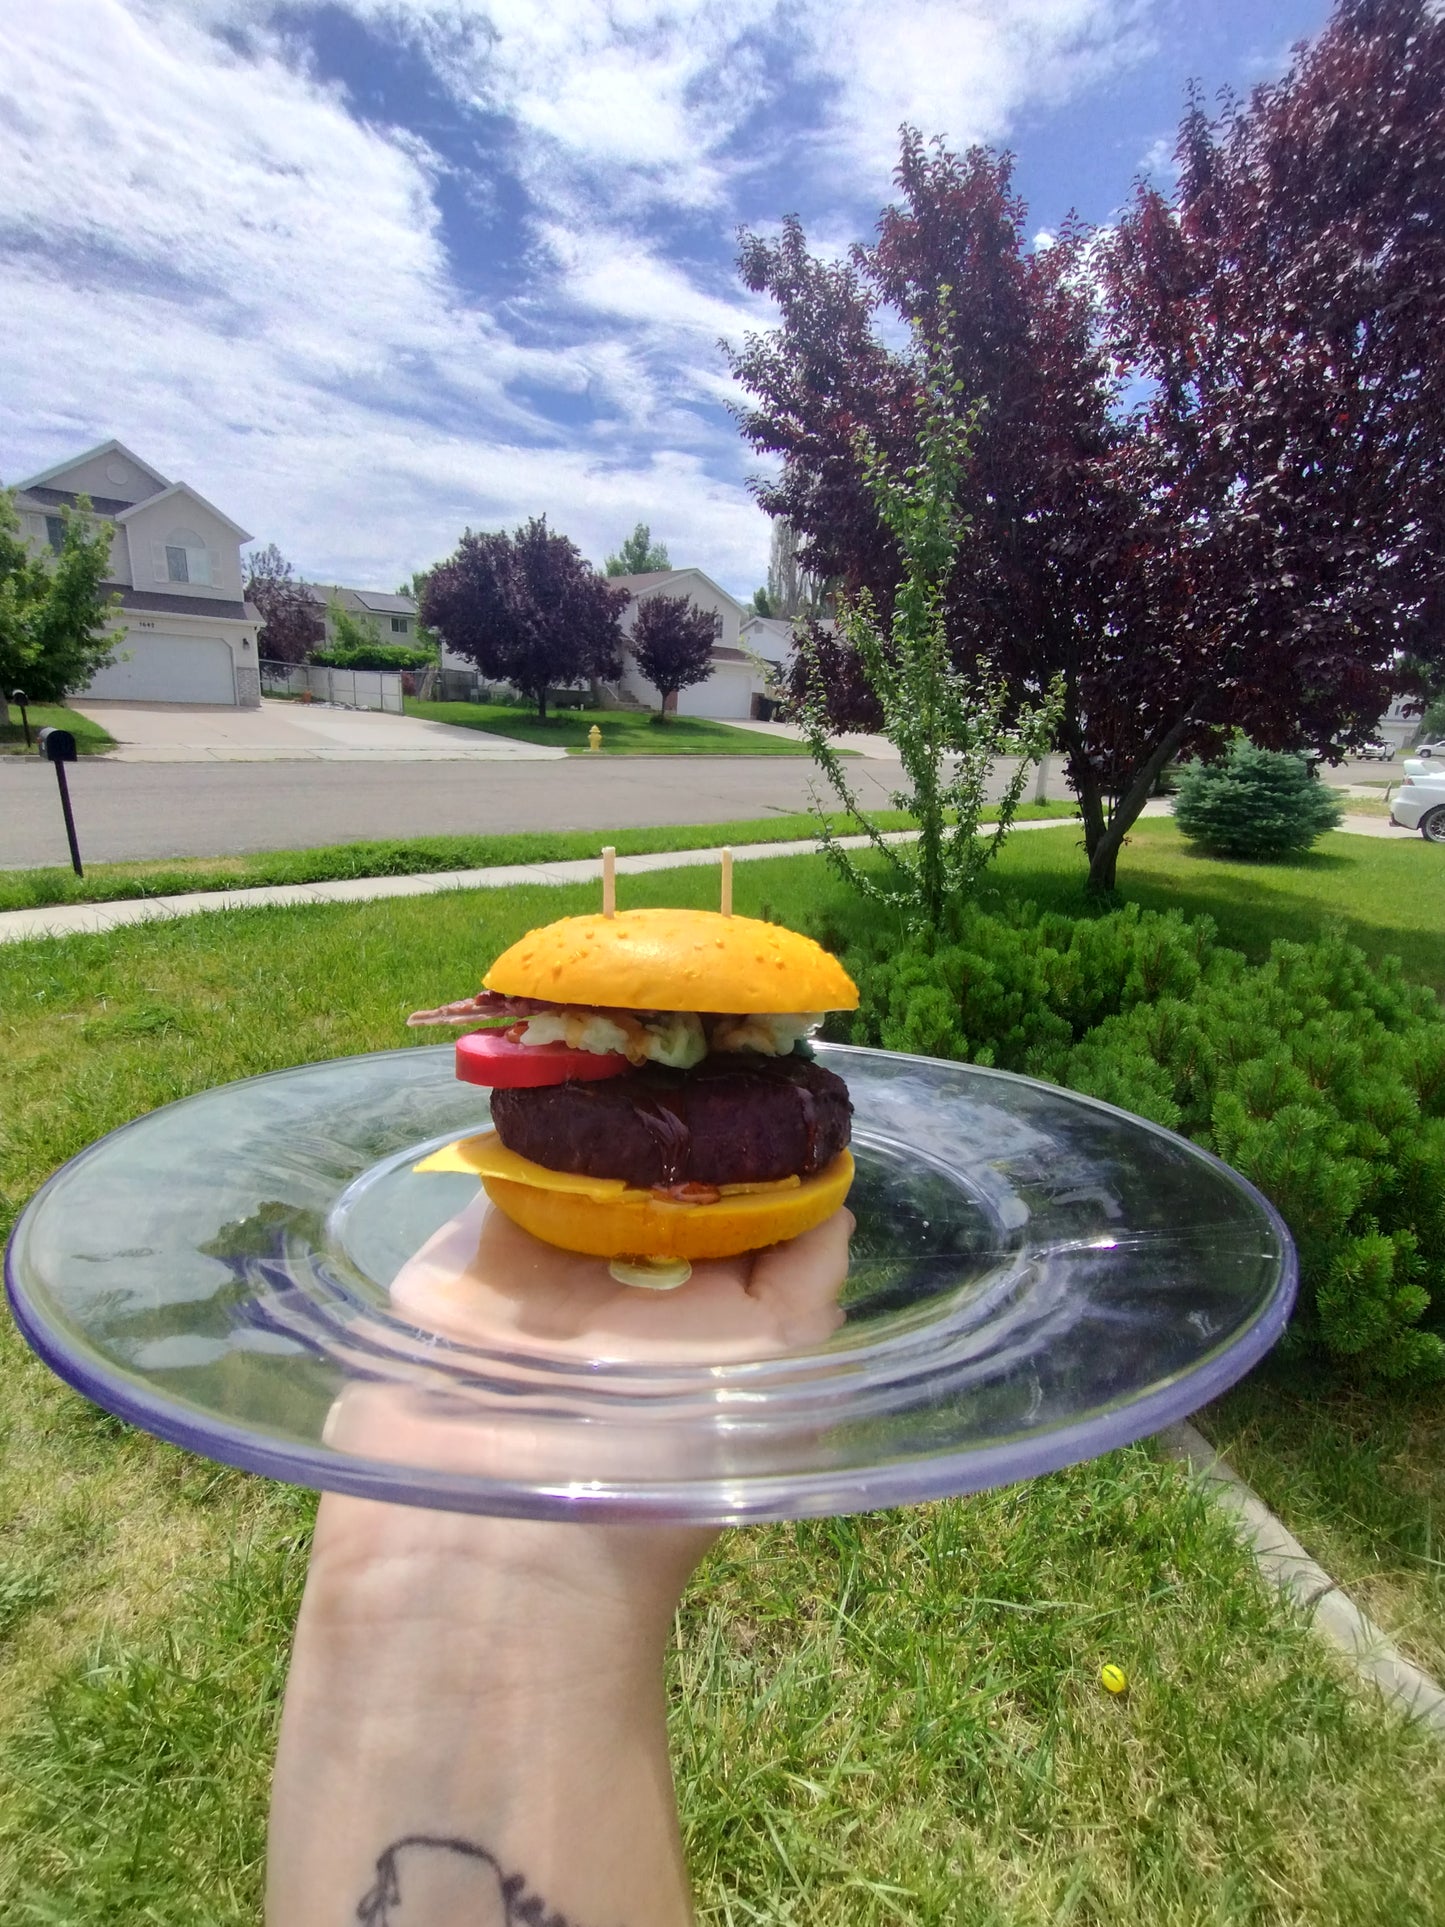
top-left (313, 1195), bottom-right (854, 1632)
top-left (268, 1201), bottom-right (854, 1926)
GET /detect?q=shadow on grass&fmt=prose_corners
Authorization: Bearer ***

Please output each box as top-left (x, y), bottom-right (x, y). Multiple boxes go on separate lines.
top-left (976, 821), bottom-right (1445, 1000)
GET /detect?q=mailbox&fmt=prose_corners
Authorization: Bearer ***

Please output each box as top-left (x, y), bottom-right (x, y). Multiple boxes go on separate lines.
top-left (37, 727), bottom-right (78, 764)
top-left (36, 727), bottom-right (84, 875)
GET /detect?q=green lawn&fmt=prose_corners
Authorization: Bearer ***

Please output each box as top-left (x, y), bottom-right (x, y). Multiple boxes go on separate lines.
top-left (4, 854), bottom-right (1445, 1919)
top-left (0, 802), bottom-right (1076, 912)
top-left (405, 696), bottom-right (818, 754)
top-left (1200, 1372), bottom-right (1445, 1683)
top-left (0, 704), bottom-right (114, 758)
top-left (981, 813), bottom-right (1445, 998)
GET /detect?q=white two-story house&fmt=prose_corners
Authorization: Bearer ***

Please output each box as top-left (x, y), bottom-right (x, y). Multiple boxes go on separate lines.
top-left (608, 568), bottom-right (769, 718)
top-left (12, 439), bottom-right (262, 706)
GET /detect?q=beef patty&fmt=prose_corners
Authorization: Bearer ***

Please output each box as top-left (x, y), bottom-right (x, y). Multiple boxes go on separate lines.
top-left (490, 1051), bottom-right (852, 1189)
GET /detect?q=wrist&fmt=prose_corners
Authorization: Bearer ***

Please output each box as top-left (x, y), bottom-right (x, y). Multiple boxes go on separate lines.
top-left (294, 1499), bottom-right (701, 1703)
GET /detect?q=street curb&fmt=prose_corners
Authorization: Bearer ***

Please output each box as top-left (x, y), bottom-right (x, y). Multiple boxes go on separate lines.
top-left (1159, 1421), bottom-right (1445, 1738)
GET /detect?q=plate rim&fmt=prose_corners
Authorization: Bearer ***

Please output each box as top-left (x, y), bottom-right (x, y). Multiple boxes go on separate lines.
top-left (4, 1043), bottom-right (1299, 1523)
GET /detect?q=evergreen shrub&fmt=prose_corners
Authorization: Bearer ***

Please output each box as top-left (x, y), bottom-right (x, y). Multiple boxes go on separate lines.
top-left (1174, 742), bottom-right (1343, 858)
top-left (839, 904), bottom-right (1445, 1382)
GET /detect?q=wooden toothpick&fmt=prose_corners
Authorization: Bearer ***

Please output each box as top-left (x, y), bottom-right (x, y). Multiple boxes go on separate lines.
top-left (721, 847), bottom-right (733, 917)
top-left (602, 845), bottom-right (616, 917)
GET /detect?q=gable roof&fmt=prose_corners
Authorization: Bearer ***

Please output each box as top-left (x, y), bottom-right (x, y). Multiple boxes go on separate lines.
top-left (114, 480), bottom-right (252, 542)
top-left (609, 566), bottom-right (746, 615)
top-left (305, 583), bottom-right (418, 617)
top-left (14, 438), bottom-right (170, 497)
top-left (20, 484), bottom-right (135, 518)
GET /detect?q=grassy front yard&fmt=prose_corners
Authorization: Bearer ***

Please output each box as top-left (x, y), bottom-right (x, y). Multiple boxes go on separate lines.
top-left (3, 837), bottom-right (1445, 1919)
top-left (0, 802), bottom-right (1077, 911)
top-left (0, 705), bottom-right (114, 758)
top-left (982, 814), bottom-right (1445, 998)
top-left (405, 696), bottom-right (816, 754)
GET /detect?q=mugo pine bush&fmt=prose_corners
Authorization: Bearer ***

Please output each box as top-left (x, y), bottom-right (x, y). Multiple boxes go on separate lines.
top-left (1174, 741), bottom-right (1343, 859)
top-left (844, 905), bottom-right (1445, 1382)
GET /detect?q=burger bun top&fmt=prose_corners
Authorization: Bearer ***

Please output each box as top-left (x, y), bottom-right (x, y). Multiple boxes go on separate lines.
top-left (484, 907), bottom-right (858, 1014)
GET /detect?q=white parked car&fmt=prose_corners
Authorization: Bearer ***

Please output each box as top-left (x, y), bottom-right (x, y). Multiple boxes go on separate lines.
top-left (1357, 739), bottom-right (1396, 761)
top-left (1390, 770), bottom-right (1445, 842)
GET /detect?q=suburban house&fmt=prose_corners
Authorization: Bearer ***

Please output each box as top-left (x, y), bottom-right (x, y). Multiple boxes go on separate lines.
top-left (738, 613), bottom-right (796, 687)
top-left (609, 568), bottom-right (772, 719)
top-left (12, 439), bottom-right (262, 706)
top-left (304, 583), bottom-right (419, 649)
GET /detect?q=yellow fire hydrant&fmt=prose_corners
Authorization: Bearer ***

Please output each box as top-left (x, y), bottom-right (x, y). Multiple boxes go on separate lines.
top-left (587, 724), bottom-right (602, 752)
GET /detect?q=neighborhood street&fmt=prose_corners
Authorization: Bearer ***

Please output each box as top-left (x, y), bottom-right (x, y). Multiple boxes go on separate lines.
top-left (0, 752), bottom-right (937, 868)
top-left (0, 745), bottom-right (1408, 870)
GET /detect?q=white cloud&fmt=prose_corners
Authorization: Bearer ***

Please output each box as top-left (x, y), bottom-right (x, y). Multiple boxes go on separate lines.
top-left (1, 1), bottom-right (1164, 598)
top-left (788, 0), bottom-right (1157, 186)
top-left (340, 1), bottom-right (1159, 211)
top-left (1138, 133), bottom-right (1175, 178)
top-left (0, 0), bottom-right (769, 586)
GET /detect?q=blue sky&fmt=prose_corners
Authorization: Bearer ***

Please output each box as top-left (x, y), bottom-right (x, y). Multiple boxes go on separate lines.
top-left (2, 0), bottom-right (1333, 598)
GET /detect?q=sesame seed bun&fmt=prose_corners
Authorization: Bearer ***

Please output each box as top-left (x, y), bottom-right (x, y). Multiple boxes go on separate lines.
top-left (483, 907), bottom-right (859, 1015)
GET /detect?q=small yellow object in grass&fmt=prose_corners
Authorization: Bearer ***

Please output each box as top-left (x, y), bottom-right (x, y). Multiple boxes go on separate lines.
top-left (1100, 1663), bottom-right (1129, 1696)
top-left (588, 723), bottom-right (602, 752)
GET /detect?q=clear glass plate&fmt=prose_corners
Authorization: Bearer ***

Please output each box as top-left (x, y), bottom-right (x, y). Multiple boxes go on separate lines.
top-left (4, 1044), bottom-right (1296, 1523)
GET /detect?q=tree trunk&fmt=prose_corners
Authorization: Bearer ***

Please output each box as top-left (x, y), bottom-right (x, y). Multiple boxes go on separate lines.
top-left (536, 688), bottom-right (548, 720)
top-left (1085, 716), bottom-right (1196, 894)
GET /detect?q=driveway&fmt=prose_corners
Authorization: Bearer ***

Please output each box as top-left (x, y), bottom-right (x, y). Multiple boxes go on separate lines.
top-left (71, 700), bottom-right (564, 762)
top-left (723, 718), bottom-right (902, 759)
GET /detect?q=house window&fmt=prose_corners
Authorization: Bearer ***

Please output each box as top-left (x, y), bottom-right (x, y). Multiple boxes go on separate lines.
top-left (391, 616), bottom-right (409, 634)
top-left (164, 529), bottom-right (212, 586)
top-left (45, 516), bottom-right (65, 554)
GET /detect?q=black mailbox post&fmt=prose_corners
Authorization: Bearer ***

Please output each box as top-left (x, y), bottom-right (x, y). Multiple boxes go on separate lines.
top-left (37, 727), bottom-right (83, 877)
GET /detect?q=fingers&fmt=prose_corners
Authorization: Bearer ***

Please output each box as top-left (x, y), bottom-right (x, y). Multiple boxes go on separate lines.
top-left (748, 1207), bottom-right (854, 1306)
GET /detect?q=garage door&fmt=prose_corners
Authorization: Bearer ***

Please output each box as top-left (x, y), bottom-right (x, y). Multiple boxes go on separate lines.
top-left (83, 634), bottom-right (236, 705)
top-left (678, 665), bottom-right (756, 719)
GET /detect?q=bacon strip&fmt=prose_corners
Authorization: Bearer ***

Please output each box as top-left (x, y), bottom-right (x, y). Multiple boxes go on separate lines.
top-left (649, 1181), bottom-right (723, 1205)
top-left (405, 990), bottom-right (557, 1028)
top-left (407, 989), bottom-right (679, 1029)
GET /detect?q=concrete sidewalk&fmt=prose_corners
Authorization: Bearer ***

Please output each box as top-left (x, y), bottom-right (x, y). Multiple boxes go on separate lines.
top-left (1, 803), bottom-right (1413, 947)
top-left (0, 811), bottom-right (1102, 946)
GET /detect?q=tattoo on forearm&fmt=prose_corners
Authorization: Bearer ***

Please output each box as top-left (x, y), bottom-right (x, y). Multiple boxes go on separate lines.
top-left (356, 1833), bottom-right (588, 1925)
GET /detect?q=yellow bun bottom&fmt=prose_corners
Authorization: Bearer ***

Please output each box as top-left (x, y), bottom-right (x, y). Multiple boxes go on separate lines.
top-left (483, 1150), bottom-right (855, 1260)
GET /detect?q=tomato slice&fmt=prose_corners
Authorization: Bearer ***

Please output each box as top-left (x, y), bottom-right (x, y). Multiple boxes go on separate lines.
top-left (455, 1029), bottom-right (632, 1088)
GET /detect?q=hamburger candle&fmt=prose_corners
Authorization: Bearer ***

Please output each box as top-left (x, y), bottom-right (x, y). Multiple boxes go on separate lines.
top-left (409, 900), bottom-right (858, 1267)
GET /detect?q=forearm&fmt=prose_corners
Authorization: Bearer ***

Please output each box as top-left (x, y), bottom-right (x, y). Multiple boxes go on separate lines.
top-left (266, 1500), bottom-right (700, 1927)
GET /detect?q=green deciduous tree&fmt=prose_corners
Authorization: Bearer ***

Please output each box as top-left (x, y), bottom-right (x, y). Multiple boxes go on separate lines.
top-left (325, 599), bottom-right (384, 655)
top-left (0, 490), bottom-right (118, 727)
top-left (794, 329), bottom-right (1061, 937)
top-left (604, 523), bottom-right (670, 576)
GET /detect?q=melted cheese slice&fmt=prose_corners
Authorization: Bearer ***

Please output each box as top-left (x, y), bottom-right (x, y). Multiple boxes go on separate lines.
top-left (414, 1131), bottom-right (801, 1201)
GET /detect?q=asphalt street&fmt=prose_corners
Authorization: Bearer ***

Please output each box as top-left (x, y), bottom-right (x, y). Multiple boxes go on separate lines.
top-left (0, 754), bottom-right (943, 868)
